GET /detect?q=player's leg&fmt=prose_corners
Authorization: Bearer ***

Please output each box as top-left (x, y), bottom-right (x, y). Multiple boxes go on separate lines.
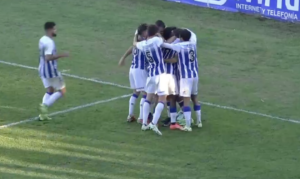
top-left (162, 95), bottom-right (171, 127)
top-left (164, 75), bottom-right (172, 120)
top-left (127, 90), bottom-right (140, 122)
top-left (43, 88), bottom-right (54, 104)
top-left (180, 78), bottom-right (193, 131)
top-left (138, 92), bottom-right (146, 124)
top-left (40, 76), bottom-right (66, 120)
top-left (191, 77), bottom-right (202, 127)
top-left (142, 92), bottom-right (154, 130)
top-left (151, 94), bottom-right (158, 114)
top-left (166, 98), bottom-right (171, 120)
top-left (127, 69), bottom-right (139, 121)
top-left (169, 75), bottom-right (183, 130)
top-left (142, 76), bottom-right (156, 130)
top-left (149, 74), bottom-right (168, 135)
top-left (177, 96), bottom-right (184, 111)
top-left (39, 77), bottom-right (55, 120)
top-left (137, 69), bottom-right (148, 123)
top-left (176, 78), bottom-right (184, 111)
top-left (43, 77), bottom-right (65, 107)
top-left (191, 94), bottom-right (201, 127)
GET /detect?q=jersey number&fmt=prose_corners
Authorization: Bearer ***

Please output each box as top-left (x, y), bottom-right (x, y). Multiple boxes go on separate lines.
top-left (145, 51), bottom-right (154, 63)
top-left (189, 50), bottom-right (195, 62)
top-left (133, 48), bottom-right (138, 55)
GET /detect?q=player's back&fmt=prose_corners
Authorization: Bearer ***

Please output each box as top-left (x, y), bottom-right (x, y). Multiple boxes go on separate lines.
top-left (131, 46), bottom-right (146, 70)
top-left (136, 37), bottom-right (165, 77)
top-left (176, 42), bottom-right (198, 79)
top-left (38, 35), bottom-right (58, 78)
top-left (162, 48), bottom-right (177, 75)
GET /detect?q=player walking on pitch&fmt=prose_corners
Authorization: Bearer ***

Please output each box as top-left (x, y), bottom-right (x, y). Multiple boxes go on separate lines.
top-left (38, 22), bottom-right (69, 120)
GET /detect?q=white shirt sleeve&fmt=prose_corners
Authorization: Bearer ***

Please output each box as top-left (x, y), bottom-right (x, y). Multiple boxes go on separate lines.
top-left (190, 32), bottom-right (197, 44)
top-left (161, 43), bottom-right (181, 52)
top-left (135, 29), bottom-right (138, 35)
top-left (44, 41), bottom-right (54, 55)
top-left (185, 28), bottom-right (197, 44)
top-left (136, 41), bottom-right (143, 50)
top-left (154, 37), bottom-right (163, 47)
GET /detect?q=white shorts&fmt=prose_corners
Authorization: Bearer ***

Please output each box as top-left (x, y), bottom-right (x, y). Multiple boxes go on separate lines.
top-left (145, 73), bottom-right (168, 96)
top-left (41, 75), bottom-right (65, 90)
top-left (165, 74), bottom-right (178, 95)
top-left (129, 68), bottom-right (147, 91)
top-left (180, 77), bottom-right (198, 97)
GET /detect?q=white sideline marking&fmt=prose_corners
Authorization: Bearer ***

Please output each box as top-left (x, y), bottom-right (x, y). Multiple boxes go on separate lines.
top-left (0, 60), bottom-right (299, 124)
top-left (0, 94), bottom-right (131, 129)
top-left (202, 102), bottom-right (300, 124)
top-left (0, 60), bottom-right (130, 90)
top-left (0, 106), bottom-right (26, 111)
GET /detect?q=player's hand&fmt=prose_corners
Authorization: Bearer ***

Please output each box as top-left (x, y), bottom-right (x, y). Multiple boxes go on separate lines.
top-left (61, 52), bottom-right (69, 58)
top-left (118, 58), bottom-right (125, 66)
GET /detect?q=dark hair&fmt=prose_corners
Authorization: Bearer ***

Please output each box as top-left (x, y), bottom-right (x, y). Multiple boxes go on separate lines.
top-left (137, 23), bottom-right (148, 35)
top-left (173, 28), bottom-right (182, 38)
top-left (162, 26), bottom-right (177, 40)
top-left (155, 20), bottom-right (165, 29)
top-left (147, 24), bottom-right (159, 37)
top-left (180, 29), bottom-right (191, 41)
top-left (44, 22), bottom-right (56, 30)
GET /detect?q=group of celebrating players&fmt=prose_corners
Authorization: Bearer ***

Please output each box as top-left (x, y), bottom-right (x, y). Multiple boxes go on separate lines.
top-left (37, 20), bottom-right (202, 136)
top-left (118, 20), bottom-right (202, 136)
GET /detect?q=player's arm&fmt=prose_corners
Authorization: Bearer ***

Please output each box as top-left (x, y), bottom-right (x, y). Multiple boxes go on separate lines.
top-left (45, 42), bottom-right (68, 61)
top-left (45, 53), bottom-right (68, 61)
top-left (133, 41), bottom-right (143, 50)
top-left (164, 57), bottom-right (177, 63)
top-left (118, 46), bottom-right (133, 66)
top-left (161, 43), bottom-right (181, 52)
top-left (133, 34), bottom-right (138, 44)
top-left (156, 32), bottom-right (162, 38)
top-left (133, 30), bottom-right (139, 44)
top-left (166, 36), bottom-right (177, 43)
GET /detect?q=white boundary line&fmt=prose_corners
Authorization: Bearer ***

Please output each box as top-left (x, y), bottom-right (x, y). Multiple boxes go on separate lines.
top-left (0, 60), bottom-right (299, 124)
top-left (0, 94), bottom-right (132, 129)
top-left (0, 60), bottom-right (130, 89)
top-left (0, 106), bottom-right (26, 111)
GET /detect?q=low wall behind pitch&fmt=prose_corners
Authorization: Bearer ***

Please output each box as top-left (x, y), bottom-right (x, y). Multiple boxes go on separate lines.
top-left (165, 0), bottom-right (300, 22)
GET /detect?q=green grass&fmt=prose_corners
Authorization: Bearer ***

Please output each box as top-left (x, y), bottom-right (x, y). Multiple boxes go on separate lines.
top-left (0, 0), bottom-right (300, 178)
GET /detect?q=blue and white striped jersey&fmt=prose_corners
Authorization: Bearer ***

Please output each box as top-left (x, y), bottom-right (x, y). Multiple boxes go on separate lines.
top-left (162, 48), bottom-right (177, 75)
top-left (163, 38), bottom-right (180, 76)
top-left (136, 37), bottom-right (165, 77)
top-left (131, 47), bottom-right (146, 70)
top-left (162, 42), bottom-right (198, 79)
top-left (38, 36), bottom-right (59, 78)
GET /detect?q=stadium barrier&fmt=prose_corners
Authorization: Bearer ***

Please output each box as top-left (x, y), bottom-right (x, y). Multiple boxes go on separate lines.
top-left (165, 0), bottom-right (300, 22)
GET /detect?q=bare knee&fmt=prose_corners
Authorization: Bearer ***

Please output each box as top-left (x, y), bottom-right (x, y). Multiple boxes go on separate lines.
top-left (191, 95), bottom-right (199, 105)
top-left (47, 87), bottom-right (55, 94)
top-left (135, 91), bottom-right (141, 96)
top-left (59, 87), bottom-right (67, 96)
top-left (158, 95), bottom-right (167, 103)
